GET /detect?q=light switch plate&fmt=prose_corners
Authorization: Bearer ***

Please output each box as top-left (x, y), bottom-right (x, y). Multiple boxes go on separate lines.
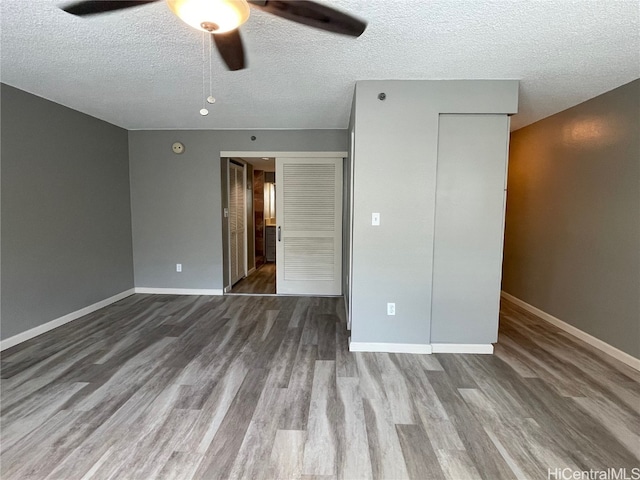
top-left (372, 213), bottom-right (380, 226)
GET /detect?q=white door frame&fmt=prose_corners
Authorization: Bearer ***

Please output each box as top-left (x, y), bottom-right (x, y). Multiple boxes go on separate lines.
top-left (221, 152), bottom-right (348, 158)
top-left (221, 151), bottom-right (348, 295)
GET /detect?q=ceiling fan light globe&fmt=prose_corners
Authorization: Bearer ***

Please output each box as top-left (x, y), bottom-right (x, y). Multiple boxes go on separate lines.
top-left (166, 0), bottom-right (250, 34)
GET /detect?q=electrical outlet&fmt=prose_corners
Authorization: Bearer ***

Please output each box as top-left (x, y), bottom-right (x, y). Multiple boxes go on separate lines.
top-left (387, 303), bottom-right (395, 315)
top-left (176, 263), bottom-right (182, 272)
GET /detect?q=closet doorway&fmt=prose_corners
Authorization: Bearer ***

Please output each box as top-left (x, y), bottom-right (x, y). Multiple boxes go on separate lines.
top-left (227, 156), bottom-right (277, 295)
top-left (221, 151), bottom-right (347, 297)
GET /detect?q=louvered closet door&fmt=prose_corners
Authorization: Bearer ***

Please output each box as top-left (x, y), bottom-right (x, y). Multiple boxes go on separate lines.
top-left (229, 162), bottom-right (246, 285)
top-left (276, 157), bottom-right (342, 295)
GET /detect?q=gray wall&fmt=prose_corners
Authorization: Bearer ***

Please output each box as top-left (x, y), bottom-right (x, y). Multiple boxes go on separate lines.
top-left (129, 130), bottom-right (347, 290)
top-left (503, 79), bottom-right (640, 358)
top-left (1, 84), bottom-right (134, 340)
top-left (350, 80), bottom-right (518, 346)
top-left (431, 114), bottom-right (510, 343)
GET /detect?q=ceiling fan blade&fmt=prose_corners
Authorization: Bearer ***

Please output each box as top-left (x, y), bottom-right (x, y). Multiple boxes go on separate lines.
top-left (213, 30), bottom-right (246, 71)
top-left (61, 0), bottom-right (159, 16)
top-left (248, 0), bottom-right (366, 37)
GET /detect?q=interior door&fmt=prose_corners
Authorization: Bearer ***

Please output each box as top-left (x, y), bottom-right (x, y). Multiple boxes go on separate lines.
top-left (229, 161), bottom-right (246, 285)
top-left (276, 157), bottom-right (343, 295)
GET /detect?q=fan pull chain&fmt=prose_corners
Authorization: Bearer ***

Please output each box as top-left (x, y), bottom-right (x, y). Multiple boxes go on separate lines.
top-left (207, 35), bottom-right (215, 104)
top-left (207, 35), bottom-right (216, 103)
top-left (200, 31), bottom-right (209, 116)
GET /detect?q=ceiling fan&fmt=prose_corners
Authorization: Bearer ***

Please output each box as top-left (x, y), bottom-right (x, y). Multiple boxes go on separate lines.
top-left (60, 0), bottom-right (367, 71)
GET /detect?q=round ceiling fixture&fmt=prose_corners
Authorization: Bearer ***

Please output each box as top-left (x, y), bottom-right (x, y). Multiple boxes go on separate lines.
top-left (166, 0), bottom-right (250, 35)
top-left (61, 0), bottom-right (366, 71)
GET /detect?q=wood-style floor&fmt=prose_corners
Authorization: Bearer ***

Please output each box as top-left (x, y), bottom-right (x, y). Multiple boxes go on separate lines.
top-left (1, 295), bottom-right (639, 480)
top-left (230, 263), bottom-right (276, 295)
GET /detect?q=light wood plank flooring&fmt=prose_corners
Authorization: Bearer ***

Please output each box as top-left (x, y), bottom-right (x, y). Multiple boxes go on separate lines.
top-left (1, 295), bottom-right (638, 479)
top-left (230, 263), bottom-right (276, 295)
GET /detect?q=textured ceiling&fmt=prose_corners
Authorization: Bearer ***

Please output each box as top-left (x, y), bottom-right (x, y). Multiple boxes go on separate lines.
top-left (1, 0), bottom-right (638, 130)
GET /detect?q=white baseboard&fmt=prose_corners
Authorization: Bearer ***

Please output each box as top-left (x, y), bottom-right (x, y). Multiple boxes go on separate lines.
top-left (349, 340), bottom-right (432, 354)
top-left (431, 344), bottom-right (494, 354)
top-left (348, 340), bottom-right (493, 355)
top-left (0, 289), bottom-right (136, 351)
top-left (134, 288), bottom-right (224, 296)
top-left (501, 291), bottom-right (640, 371)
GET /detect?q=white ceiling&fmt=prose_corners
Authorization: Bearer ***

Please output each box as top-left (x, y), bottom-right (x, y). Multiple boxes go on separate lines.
top-left (1, 0), bottom-right (638, 131)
